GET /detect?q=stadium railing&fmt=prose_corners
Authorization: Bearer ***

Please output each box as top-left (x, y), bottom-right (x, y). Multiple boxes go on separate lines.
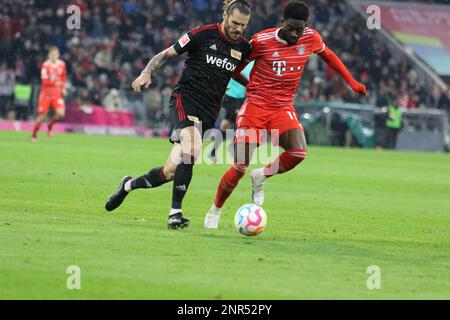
top-left (296, 102), bottom-right (448, 152)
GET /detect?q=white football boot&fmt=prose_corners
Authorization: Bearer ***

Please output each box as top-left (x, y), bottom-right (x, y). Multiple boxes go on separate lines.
top-left (250, 168), bottom-right (266, 206)
top-left (203, 204), bottom-right (222, 229)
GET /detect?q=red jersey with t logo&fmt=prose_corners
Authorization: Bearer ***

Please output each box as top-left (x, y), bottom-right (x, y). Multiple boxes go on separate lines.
top-left (38, 59), bottom-right (67, 113)
top-left (246, 27), bottom-right (325, 109)
top-left (41, 59), bottom-right (67, 93)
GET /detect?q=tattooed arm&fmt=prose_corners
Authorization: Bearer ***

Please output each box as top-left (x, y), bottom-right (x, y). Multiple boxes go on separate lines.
top-left (131, 46), bottom-right (178, 93)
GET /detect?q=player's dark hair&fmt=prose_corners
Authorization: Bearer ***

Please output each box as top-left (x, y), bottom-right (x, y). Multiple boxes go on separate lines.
top-left (283, 0), bottom-right (310, 21)
top-left (223, 0), bottom-right (251, 15)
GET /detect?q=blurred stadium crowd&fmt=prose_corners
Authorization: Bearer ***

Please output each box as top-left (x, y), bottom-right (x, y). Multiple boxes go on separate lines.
top-left (1, 0), bottom-right (449, 125)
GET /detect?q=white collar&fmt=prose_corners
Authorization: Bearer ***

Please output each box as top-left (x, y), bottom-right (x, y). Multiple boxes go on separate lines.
top-left (275, 28), bottom-right (288, 45)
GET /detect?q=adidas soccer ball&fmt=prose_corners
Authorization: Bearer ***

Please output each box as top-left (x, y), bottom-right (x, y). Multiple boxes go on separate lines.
top-left (234, 204), bottom-right (267, 236)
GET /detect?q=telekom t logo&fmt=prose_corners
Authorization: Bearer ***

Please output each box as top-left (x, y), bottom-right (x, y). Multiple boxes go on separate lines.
top-left (273, 61), bottom-right (287, 77)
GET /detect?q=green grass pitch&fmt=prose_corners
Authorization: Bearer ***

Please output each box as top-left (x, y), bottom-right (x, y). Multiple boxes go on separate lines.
top-left (0, 131), bottom-right (449, 299)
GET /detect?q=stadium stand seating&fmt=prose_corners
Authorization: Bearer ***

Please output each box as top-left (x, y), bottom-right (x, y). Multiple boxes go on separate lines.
top-left (0, 0), bottom-right (448, 125)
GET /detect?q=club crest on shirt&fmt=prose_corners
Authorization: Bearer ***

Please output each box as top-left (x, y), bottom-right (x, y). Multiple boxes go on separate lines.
top-left (231, 49), bottom-right (242, 61)
top-left (178, 33), bottom-right (190, 48)
top-left (297, 45), bottom-right (305, 56)
top-left (187, 115), bottom-right (200, 123)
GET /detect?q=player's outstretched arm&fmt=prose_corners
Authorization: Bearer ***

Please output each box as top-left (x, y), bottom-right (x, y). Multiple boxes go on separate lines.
top-left (230, 60), bottom-right (251, 87)
top-left (318, 47), bottom-right (367, 96)
top-left (132, 46), bottom-right (178, 93)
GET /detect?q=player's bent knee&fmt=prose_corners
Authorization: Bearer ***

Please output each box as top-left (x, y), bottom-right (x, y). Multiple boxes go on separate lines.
top-left (163, 165), bottom-right (176, 181)
top-left (180, 144), bottom-right (201, 163)
top-left (181, 152), bottom-right (198, 165)
top-left (180, 133), bottom-right (202, 160)
top-left (191, 143), bottom-right (202, 159)
top-left (37, 113), bottom-right (47, 120)
top-left (232, 163), bottom-right (249, 174)
top-left (287, 148), bottom-right (308, 163)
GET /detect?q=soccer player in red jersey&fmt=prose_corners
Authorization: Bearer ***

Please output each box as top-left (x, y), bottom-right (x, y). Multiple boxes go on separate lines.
top-left (204, 0), bottom-right (367, 228)
top-left (31, 47), bottom-right (67, 141)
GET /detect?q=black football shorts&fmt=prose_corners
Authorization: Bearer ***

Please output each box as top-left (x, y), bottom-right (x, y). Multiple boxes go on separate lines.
top-left (168, 91), bottom-right (217, 144)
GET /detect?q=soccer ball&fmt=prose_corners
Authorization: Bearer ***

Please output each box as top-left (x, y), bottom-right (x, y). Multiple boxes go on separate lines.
top-left (234, 204), bottom-right (267, 236)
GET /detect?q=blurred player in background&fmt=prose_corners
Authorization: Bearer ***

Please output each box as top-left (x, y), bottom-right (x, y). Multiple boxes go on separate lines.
top-left (204, 0), bottom-right (367, 228)
top-left (210, 61), bottom-right (254, 162)
top-left (31, 47), bottom-right (67, 141)
top-left (105, 0), bottom-right (252, 229)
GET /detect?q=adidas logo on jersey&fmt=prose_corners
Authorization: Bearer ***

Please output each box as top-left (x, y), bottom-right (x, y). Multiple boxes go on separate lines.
top-left (206, 55), bottom-right (237, 72)
top-left (272, 51), bottom-right (280, 58)
top-left (210, 44), bottom-right (217, 51)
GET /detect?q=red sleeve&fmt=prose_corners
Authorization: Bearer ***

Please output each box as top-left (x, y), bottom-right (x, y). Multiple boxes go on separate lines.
top-left (61, 63), bottom-right (67, 85)
top-left (318, 47), bottom-right (357, 86)
top-left (311, 29), bottom-right (326, 54)
top-left (318, 47), bottom-right (367, 95)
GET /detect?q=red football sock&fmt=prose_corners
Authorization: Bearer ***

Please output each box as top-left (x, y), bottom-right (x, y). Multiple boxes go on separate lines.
top-left (263, 148), bottom-right (307, 177)
top-left (48, 116), bottom-right (59, 131)
top-left (214, 163), bottom-right (248, 208)
top-left (32, 121), bottom-right (42, 138)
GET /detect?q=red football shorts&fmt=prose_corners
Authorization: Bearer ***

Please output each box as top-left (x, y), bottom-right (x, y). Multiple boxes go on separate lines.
top-left (235, 99), bottom-right (304, 145)
top-left (37, 89), bottom-right (65, 114)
